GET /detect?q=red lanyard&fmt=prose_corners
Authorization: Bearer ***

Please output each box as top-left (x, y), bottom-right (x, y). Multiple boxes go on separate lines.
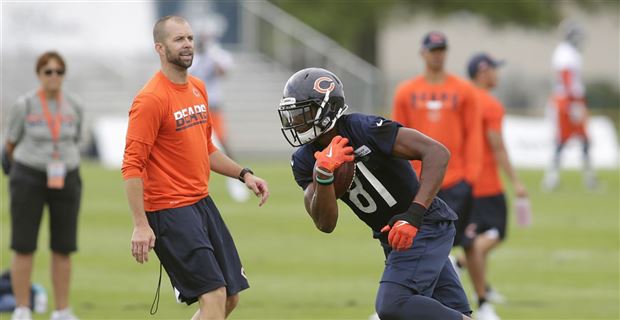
top-left (38, 90), bottom-right (63, 158)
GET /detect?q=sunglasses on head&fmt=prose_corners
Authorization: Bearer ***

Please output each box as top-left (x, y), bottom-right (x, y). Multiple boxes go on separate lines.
top-left (43, 69), bottom-right (65, 76)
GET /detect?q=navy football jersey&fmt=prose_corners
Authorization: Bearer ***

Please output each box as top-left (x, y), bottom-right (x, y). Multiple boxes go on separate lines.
top-left (291, 113), bottom-right (457, 232)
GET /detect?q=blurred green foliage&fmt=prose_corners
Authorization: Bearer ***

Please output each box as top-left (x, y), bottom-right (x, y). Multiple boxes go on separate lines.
top-left (271, 0), bottom-right (617, 64)
top-left (587, 80), bottom-right (620, 109)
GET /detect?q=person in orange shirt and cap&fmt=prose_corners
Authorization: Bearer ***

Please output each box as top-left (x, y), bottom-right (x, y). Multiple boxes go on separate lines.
top-left (464, 53), bottom-right (530, 320)
top-left (392, 31), bottom-right (483, 251)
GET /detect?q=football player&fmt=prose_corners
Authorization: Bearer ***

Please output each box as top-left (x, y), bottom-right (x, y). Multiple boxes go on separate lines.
top-left (543, 21), bottom-right (597, 190)
top-left (278, 68), bottom-right (472, 319)
top-left (188, 24), bottom-right (250, 202)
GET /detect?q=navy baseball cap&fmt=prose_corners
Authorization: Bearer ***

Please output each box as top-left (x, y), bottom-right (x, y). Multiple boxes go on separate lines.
top-left (467, 53), bottom-right (504, 79)
top-left (422, 31), bottom-right (448, 50)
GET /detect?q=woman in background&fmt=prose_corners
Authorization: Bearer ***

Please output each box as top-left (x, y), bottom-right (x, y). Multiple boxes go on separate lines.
top-left (5, 51), bottom-right (83, 320)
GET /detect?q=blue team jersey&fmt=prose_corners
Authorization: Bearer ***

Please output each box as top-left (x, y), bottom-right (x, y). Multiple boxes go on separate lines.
top-left (291, 113), bottom-right (457, 232)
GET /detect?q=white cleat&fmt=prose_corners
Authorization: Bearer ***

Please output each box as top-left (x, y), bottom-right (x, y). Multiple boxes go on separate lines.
top-left (368, 312), bottom-right (381, 320)
top-left (11, 307), bottom-right (32, 320)
top-left (486, 287), bottom-right (506, 304)
top-left (584, 173), bottom-right (598, 191)
top-left (477, 303), bottom-right (501, 320)
top-left (542, 171), bottom-right (559, 192)
top-left (50, 308), bottom-right (79, 320)
top-left (227, 177), bottom-right (250, 202)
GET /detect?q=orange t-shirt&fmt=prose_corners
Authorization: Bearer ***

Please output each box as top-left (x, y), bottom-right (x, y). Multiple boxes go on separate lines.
top-left (472, 87), bottom-right (504, 197)
top-left (392, 74), bottom-right (483, 188)
top-left (121, 71), bottom-right (218, 211)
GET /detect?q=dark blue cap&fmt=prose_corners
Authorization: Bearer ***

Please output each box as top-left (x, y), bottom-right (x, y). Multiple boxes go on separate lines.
top-left (467, 53), bottom-right (504, 79)
top-left (422, 31), bottom-right (448, 50)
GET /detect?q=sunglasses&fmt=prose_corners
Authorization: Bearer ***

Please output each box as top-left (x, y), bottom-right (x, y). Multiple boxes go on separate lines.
top-left (42, 69), bottom-right (65, 76)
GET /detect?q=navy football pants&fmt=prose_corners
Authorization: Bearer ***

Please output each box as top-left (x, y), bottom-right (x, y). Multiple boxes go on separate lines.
top-left (376, 220), bottom-right (471, 319)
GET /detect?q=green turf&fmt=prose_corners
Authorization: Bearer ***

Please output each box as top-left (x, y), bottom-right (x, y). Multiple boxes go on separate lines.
top-left (0, 161), bottom-right (618, 319)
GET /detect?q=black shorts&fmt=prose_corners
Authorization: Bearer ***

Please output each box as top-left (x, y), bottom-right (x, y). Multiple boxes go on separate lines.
top-left (10, 162), bottom-right (82, 254)
top-left (437, 180), bottom-right (473, 248)
top-left (464, 193), bottom-right (508, 245)
top-left (147, 196), bottom-right (249, 305)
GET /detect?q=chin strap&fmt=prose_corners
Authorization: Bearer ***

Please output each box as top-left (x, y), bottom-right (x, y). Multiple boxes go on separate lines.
top-left (314, 89), bottom-right (332, 129)
top-left (322, 104), bottom-right (348, 133)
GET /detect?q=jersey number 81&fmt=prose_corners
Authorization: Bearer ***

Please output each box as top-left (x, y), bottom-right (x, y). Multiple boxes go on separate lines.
top-left (347, 163), bottom-right (397, 214)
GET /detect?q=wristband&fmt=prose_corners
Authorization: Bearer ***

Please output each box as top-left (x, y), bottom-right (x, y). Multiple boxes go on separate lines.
top-left (314, 166), bottom-right (334, 177)
top-left (408, 202), bottom-right (426, 228)
top-left (315, 175), bottom-right (334, 185)
top-left (238, 167), bottom-right (254, 183)
top-left (388, 201), bottom-right (426, 228)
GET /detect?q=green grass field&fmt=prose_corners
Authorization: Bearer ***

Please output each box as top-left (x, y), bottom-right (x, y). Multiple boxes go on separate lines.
top-left (0, 161), bottom-right (618, 320)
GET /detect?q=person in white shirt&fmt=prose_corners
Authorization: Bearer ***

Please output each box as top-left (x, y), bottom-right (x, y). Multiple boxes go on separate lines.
top-left (543, 21), bottom-right (597, 191)
top-left (189, 26), bottom-right (249, 202)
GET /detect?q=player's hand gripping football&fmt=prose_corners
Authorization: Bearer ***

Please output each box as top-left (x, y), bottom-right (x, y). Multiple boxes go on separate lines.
top-left (314, 135), bottom-right (354, 173)
top-left (380, 202), bottom-right (426, 251)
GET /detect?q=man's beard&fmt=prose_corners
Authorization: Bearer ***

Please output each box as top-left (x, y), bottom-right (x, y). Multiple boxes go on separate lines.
top-left (165, 46), bottom-right (193, 69)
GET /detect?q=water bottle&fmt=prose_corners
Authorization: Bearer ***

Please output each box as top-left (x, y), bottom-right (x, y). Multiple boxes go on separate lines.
top-left (515, 196), bottom-right (532, 227)
top-left (32, 284), bottom-right (47, 314)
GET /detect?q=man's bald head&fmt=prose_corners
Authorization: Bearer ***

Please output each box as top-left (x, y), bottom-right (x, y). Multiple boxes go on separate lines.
top-left (153, 15), bottom-right (188, 43)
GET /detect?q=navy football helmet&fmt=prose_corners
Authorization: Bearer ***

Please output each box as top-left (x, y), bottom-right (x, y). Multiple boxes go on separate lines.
top-left (278, 68), bottom-right (348, 147)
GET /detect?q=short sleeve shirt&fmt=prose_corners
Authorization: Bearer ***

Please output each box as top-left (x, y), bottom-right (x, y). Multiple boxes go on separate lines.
top-left (291, 113), bottom-right (457, 231)
top-left (5, 90), bottom-right (83, 171)
top-left (472, 87), bottom-right (505, 197)
top-left (121, 71), bottom-right (217, 211)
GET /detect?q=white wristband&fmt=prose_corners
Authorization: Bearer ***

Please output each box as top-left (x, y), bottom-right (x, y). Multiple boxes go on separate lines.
top-left (314, 166), bottom-right (334, 177)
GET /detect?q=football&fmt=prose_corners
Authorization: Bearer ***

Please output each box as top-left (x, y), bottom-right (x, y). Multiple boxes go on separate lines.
top-left (333, 161), bottom-right (356, 198)
top-left (313, 161), bottom-right (356, 198)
